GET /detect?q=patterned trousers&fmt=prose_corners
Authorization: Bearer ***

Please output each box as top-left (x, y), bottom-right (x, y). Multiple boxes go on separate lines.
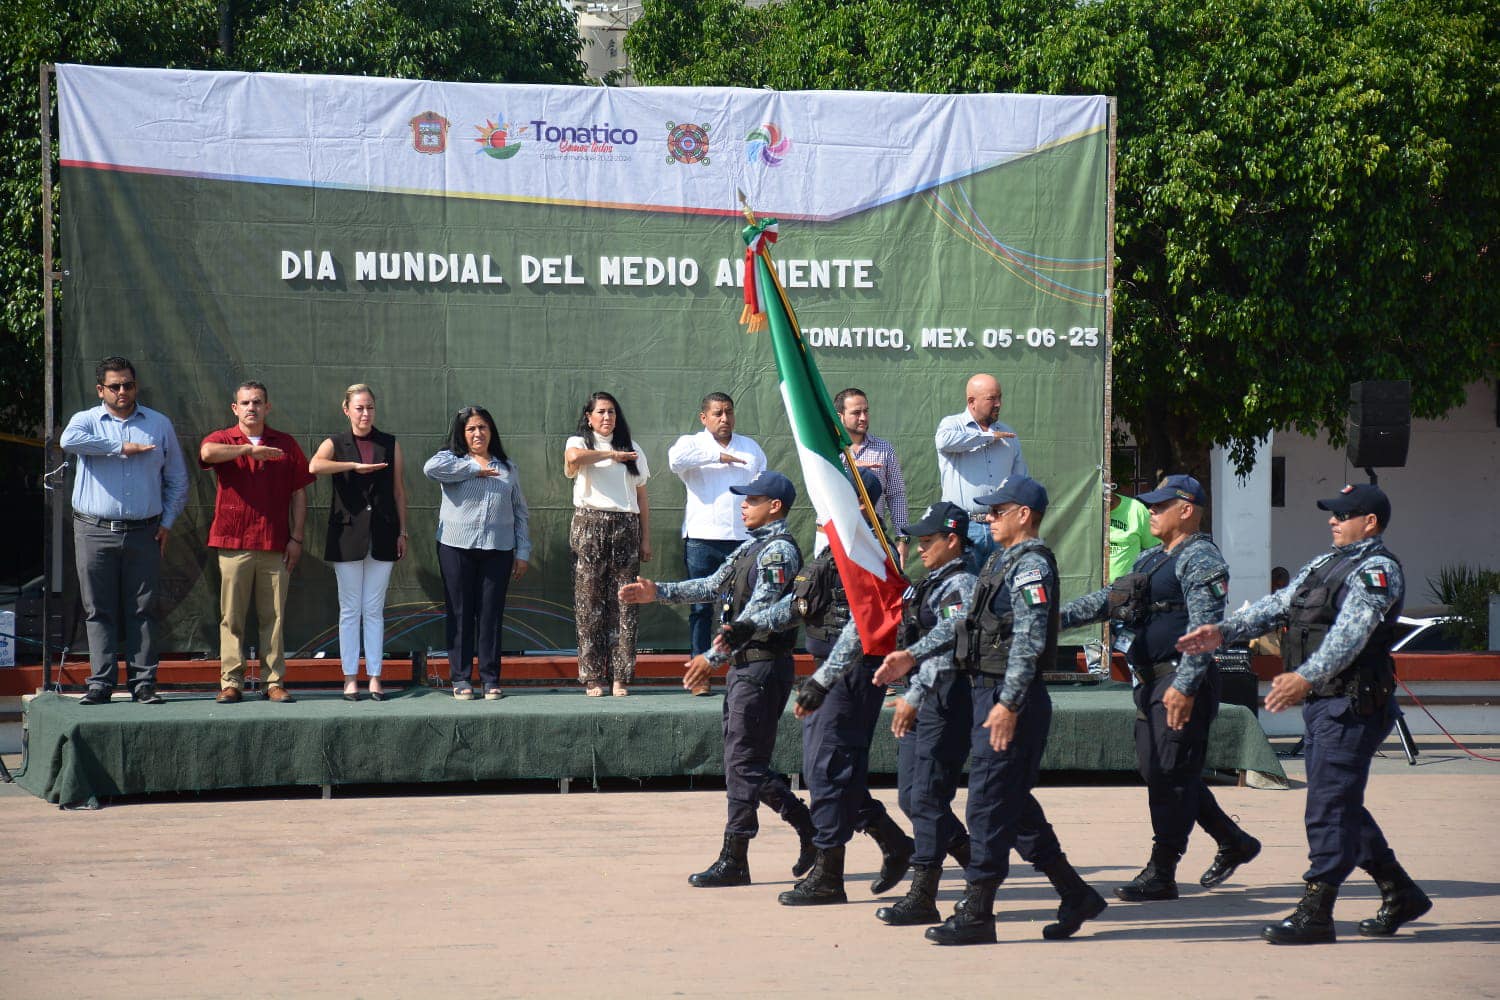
top-left (570, 507), bottom-right (640, 684)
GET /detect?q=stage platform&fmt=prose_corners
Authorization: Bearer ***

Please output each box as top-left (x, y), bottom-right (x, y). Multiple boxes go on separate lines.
top-left (15, 682), bottom-right (1284, 806)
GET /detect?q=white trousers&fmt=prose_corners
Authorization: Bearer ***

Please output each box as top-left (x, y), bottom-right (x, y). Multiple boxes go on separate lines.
top-left (333, 556), bottom-right (394, 677)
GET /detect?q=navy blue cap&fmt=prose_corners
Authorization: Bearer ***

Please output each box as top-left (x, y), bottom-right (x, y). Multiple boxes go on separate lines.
top-left (1137, 474), bottom-right (1207, 506)
top-left (975, 475), bottom-right (1049, 516)
top-left (855, 467), bottom-right (883, 509)
top-left (1317, 483), bottom-right (1391, 526)
top-left (731, 470), bottom-right (796, 509)
top-left (901, 501), bottom-right (969, 539)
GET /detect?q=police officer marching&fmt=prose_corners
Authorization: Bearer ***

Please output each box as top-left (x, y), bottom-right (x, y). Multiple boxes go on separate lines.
top-left (1059, 474), bottom-right (1261, 902)
top-left (866, 501), bottom-right (978, 926)
top-left (620, 471), bottom-right (818, 886)
top-left (1178, 483), bottom-right (1431, 944)
top-left (928, 476), bottom-right (1107, 945)
top-left (765, 468), bottom-right (915, 906)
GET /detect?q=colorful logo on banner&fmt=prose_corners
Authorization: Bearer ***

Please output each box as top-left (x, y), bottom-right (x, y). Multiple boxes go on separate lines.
top-left (665, 121), bottom-right (711, 165)
top-left (745, 123), bottom-right (791, 166)
top-left (473, 117), bottom-right (526, 159)
top-left (409, 111), bottom-right (450, 154)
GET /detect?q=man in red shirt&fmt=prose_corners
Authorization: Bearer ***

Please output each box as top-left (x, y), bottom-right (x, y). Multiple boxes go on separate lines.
top-left (200, 381), bottom-right (316, 703)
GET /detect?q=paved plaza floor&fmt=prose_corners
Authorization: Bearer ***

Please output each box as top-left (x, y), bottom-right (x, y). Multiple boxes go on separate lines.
top-left (1, 736), bottom-right (1496, 999)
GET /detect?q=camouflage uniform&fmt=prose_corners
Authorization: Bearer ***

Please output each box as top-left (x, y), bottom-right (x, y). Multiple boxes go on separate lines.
top-left (961, 539), bottom-right (1070, 883)
top-left (892, 560), bottom-right (976, 867)
top-left (1216, 536), bottom-right (1407, 885)
top-left (656, 519), bottom-right (814, 840)
top-left (1061, 533), bottom-right (1252, 859)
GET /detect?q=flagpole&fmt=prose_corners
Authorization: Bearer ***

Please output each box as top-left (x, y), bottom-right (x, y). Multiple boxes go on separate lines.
top-left (736, 191), bottom-right (900, 568)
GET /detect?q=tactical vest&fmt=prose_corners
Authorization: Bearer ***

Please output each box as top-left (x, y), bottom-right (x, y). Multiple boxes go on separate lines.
top-left (793, 550), bottom-right (850, 656)
top-left (957, 542), bottom-right (1060, 678)
top-left (1283, 543), bottom-right (1403, 700)
top-left (1129, 539), bottom-right (1207, 670)
top-left (720, 529), bottom-right (803, 658)
top-left (901, 559), bottom-right (963, 648)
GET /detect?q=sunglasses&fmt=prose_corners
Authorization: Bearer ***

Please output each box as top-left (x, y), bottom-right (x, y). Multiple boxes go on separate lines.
top-left (1331, 510), bottom-right (1368, 522)
top-left (100, 381), bottom-right (137, 393)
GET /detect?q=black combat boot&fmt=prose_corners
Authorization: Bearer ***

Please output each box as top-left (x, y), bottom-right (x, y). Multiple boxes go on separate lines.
top-left (1358, 860), bottom-right (1431, 937)
top-left (1263, 881), bottom-right (1339, 945)
top-left (1200, 831), bottom-right (1262, 888)
top-left (776, 794), bottom-right (819, 877)
top-left (778, 844), bottom-right (848, 906)
top-left (1039, 855), bottom-right (1108, 940)
top-left (925, 879), bottom-right (1001, 946)
top-left (1115, 844), bottom-right (1181, 901)
top-left (865, 812), bottom-right (916, 894)
top-left (946, 834), bottom-right (972, 869)
top-left (689, 833), bottom-right (751, 888)
top-left (875, 864), bottom-right (943, 925)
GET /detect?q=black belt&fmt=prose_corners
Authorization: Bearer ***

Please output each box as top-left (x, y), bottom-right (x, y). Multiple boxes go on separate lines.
top-left (1133, 658), bottom-right (1179, 686)
top-left (971, 674), bottom-right (1005, 689)
top-left (74, 512), bottom-right (161, 532)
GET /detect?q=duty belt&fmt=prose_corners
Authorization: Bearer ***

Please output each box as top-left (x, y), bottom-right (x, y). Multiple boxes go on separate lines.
top-left (1133, 658), bottom-right (1179, 686)
top-left (74, 512), bottom-right (161, 533)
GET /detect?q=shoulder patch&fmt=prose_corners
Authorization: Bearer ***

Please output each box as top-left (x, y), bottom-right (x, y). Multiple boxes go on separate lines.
top-left (1013, 565), bottom-right (1045, 587)
top-left (939, 601), bottom-right (966, 620)
top-left (1201, 569), bottom-right (1230, 599)
top-left (1020, 582), bottom-right (1049, 606)
top-left (1358, 568), bottom-right (1390, 591)
top-left (761, 565), bottom-right (790, 585)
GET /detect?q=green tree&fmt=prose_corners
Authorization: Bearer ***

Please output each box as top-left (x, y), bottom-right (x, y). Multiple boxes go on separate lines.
top-left (628, 0), bottom-right (1500, 474)
top-left (0, 0), bottom-right (587, 437)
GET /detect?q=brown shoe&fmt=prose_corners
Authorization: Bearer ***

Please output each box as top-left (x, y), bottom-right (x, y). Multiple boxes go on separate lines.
top-left (216, 687), bottom-right (243, 704)
top-left (264, 686), bottom-right (296, 703)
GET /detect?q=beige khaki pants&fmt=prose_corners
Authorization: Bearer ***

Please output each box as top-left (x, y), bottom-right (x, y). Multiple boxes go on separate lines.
top-left (218, 549), bottom-right (290, 689)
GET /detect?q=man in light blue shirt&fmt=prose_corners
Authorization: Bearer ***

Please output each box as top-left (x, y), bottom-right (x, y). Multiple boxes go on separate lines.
top-left (59, 356), bottom-right (188, 704)
top-left (934, 373), bottom-right (1028, 570)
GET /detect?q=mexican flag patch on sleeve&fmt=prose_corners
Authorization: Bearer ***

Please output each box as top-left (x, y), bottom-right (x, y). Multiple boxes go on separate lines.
top-left (1021, 583), bottom-right (1048, 606)
top-left (1359, 568), bottom-right (1389, 591)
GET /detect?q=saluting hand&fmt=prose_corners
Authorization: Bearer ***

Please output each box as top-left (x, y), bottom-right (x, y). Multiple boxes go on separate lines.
top-left (618, 576), bottom-right (657, 604)
top-left (1176, 624), bottom-right (1224, 655)
top-left (351, 462), bottom-right (388, 474)
top-left (121, 441), bottom-right (157, 456)
top-left (247, 444), bottom-right (285, 461)
top-left (873, 649), bottom-right (915, 687)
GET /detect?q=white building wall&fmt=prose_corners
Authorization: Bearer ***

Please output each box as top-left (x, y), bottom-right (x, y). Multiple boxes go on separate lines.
top-left (1271, 380), bottom-right (1500, 608)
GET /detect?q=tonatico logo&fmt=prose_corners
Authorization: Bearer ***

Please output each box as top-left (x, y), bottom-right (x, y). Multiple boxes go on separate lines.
top-left (474, 117), bottom-right (526, 159)
top-left (746, 123), bottom-right (791, 166)
top-left (529, 119), bottom-right (639, 154)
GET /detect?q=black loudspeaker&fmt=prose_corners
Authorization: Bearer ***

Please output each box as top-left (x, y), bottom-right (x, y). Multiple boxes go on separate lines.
top-left (1346, 380), bottom-right (1411, 468)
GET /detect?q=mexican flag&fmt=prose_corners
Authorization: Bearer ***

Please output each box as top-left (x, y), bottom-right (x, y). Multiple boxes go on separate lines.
top-left (742, 218), bottom-right (906, 654)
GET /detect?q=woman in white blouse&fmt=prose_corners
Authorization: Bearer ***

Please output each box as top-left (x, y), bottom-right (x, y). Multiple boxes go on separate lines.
top-left (565, 391), bottom-right (650, 696)
top-left (423, 406), bottom-right (530, 700)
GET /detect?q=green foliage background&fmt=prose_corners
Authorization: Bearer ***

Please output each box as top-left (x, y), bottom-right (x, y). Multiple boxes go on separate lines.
top-left (0, 0), bottom-right (588, 438)
top-left (628, 0), bottom-right (1500, 476)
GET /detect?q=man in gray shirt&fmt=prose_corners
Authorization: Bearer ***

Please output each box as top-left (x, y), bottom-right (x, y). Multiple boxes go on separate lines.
top-left (59, 356), bottom-right (188, 705)
top-left (934, 373), bottom-right (1027, 571)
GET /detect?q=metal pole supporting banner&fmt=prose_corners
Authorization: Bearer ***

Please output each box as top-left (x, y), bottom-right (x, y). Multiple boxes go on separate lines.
top-left (40, 62), bottom-right (63, 693)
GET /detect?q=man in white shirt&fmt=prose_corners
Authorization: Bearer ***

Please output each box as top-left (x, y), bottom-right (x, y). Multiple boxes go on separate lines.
top-left (668, 392), bottom-right (767, 658)
top-left (934, 373), bottom-right (1028, 570)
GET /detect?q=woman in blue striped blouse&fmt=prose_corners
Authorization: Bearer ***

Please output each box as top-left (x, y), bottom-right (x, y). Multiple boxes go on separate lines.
top-left (423, 406), bottom-right (531, 700)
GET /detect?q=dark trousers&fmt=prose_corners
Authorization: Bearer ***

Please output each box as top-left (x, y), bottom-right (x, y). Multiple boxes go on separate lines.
top-left (684, 537), bottom-right (740, 656)
top-left (437, 542), bottom-right (513, 690)
top-left (802, 655), bottom-right (890, 848)
top-left (965, 679), bottom-right (1064, 882)
top-left (897, 672), bottom-right (972, 865)
top-left (73, 518), bottom-right (161, 693)
top-left (1302, 695), bottom-right (1397, 885)
top-left (724, 653), bottom-right (801, 837)
top-left (1133, 666), bottom-right (1228, 854)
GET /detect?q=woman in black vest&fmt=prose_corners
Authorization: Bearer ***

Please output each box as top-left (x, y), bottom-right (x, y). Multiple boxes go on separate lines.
top-left (309, 383), bottom-right (407, 701)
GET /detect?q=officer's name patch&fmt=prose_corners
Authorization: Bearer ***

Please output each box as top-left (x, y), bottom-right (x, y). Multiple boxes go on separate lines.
top-left (1359, 568), bottom-right (1389, 591)
top-left (1021, 583), bottom-right (1048, 606)
top-left (1013, 565), bottom-right (1045, 587)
